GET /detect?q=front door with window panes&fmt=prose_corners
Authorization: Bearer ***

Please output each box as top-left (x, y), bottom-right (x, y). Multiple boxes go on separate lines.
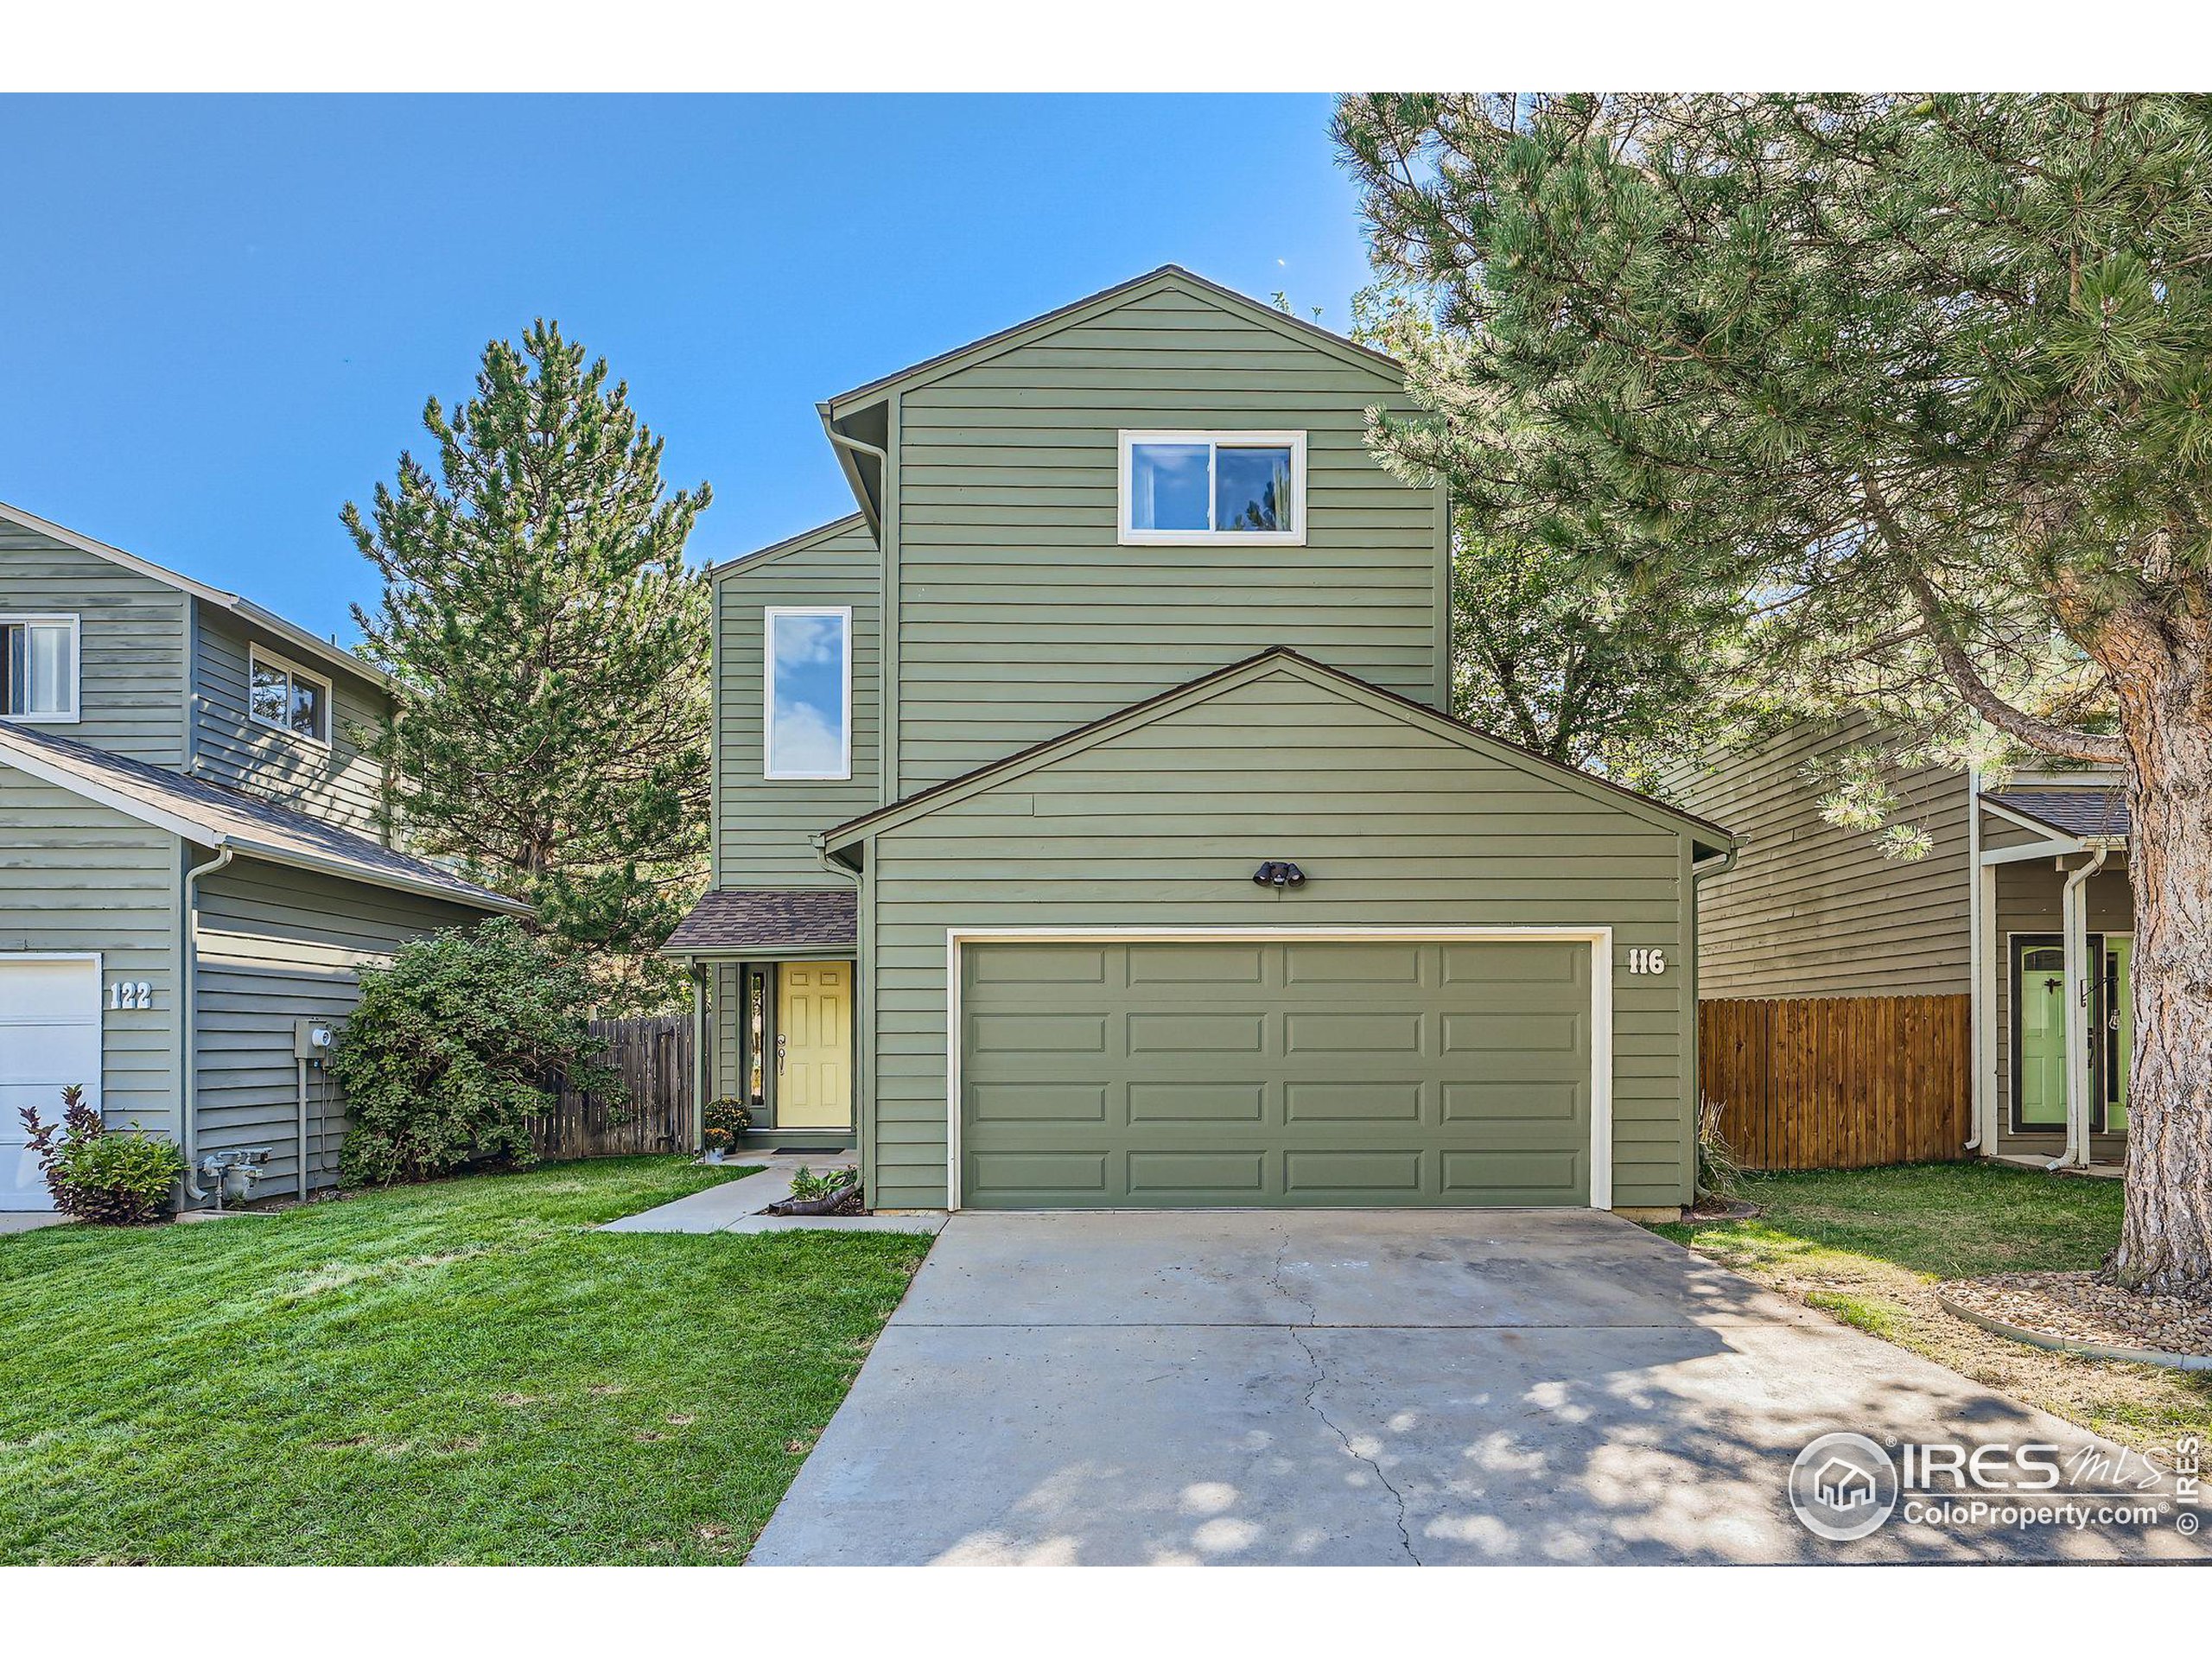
top-left (2012, 934), bottom-right (2131, 1134)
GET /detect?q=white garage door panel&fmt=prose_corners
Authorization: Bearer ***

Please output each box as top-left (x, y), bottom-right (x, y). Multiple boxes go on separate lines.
top-left (0, 957), bottom-right (103, 1211)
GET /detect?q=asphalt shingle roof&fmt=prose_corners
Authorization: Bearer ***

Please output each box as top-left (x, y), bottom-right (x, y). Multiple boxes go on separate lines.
top-left (0, 722), bottom-right (524, 912)
top-left (1986, 787), bottom-right (2132, 842)
top-left (663, 889), bottom-right (858, 955)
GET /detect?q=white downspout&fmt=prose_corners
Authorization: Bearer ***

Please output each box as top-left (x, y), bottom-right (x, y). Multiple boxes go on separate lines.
top-left (2049, 845), bottom-right (2110, 1172)
top-left (179, 841), bottom-right (236, 1205)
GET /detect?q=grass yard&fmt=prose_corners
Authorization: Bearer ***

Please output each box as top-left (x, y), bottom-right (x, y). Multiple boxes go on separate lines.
top-left (0, 1157), bottom-right (932, 1564)
top-left (1656, 1162), bottom-right (2212, 1455)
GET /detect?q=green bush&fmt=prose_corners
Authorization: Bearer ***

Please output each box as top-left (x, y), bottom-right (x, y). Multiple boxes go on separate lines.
top-left (20, 1084), bottom-right (185, 1224)
top-left (332, 918), bottom-right (620, 1186)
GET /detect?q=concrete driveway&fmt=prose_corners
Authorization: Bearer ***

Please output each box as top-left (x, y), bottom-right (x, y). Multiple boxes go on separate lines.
top-left (749, 1210), bottom-right (2202, 1565)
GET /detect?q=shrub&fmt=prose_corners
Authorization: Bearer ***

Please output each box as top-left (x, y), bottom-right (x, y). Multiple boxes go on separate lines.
top-left (19, 1084), bottom-right (185, 1224)
top-left (787, 1165), bottom-right (857, 1203)
top-left (332, 917), bottom-right (620, 1186)
top-left (702, 1096), bottom-right (753, 1154)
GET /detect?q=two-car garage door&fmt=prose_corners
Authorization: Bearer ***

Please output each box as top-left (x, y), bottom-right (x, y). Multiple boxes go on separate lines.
top-left (957, 937), bottom-right (1596, 1209)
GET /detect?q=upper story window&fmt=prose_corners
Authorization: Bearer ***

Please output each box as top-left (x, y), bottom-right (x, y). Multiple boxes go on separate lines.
top-left (0, 615), bottom-right (79, 722)
top-left (1118, 430), bottom-right (1306, 546)
top-left (248, 645), bottom-right (330, 745)
top-left (764, 606), bottom-right (852, 780)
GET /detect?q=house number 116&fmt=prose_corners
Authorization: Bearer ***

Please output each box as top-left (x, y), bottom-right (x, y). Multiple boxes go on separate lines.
top-left (1625, 949), bottom-right (1667, 976)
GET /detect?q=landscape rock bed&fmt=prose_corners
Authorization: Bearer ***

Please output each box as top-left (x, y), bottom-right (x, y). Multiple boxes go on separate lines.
top-left (1939, 1271), bottom-right (2212, 1370)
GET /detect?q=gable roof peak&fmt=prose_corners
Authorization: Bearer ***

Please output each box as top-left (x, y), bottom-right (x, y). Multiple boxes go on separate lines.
top-left (823, 264), bottom-right (1402, 418)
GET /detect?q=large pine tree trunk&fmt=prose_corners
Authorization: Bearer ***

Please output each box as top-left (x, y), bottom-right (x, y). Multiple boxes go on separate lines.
top-left (2110, 631), bottom-right (2212, 1296)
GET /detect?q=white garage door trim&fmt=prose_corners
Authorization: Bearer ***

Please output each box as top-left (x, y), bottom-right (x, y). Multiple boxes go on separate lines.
top-left (944, 925), bottom-right (1614, 1211)
top-left (1, 951), bottom-right (104, 1212)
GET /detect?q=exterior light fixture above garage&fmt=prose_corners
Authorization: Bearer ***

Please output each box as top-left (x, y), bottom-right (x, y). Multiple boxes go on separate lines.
top-left (1251, 861), bottom-right (1306, 889)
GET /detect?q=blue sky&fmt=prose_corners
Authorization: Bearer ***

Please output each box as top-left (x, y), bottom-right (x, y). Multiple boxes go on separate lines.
top-left (0, 94), bottom-right (1375, 643)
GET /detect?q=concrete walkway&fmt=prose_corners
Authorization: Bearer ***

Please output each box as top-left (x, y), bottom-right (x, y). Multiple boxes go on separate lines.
top-left (751, 1210), bottom-right (2206, 1566)
top-left (598, 1156), bottom-right (944, 1236)
top-left (0, 1212), bottom-right (66, 1236)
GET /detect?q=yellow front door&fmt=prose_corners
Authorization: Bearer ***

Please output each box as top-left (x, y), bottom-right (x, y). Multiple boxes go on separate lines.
top-left (775, 961), bottom-right (852, 1128)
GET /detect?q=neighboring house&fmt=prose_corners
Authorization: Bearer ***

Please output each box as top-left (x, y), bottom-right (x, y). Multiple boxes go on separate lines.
top-left (0, 499), bottom-right (526, 1211)
top-left (1670, 717), bottom-right (2133, 1173)
top-left (664, 266), bottom-right (1733, 1216)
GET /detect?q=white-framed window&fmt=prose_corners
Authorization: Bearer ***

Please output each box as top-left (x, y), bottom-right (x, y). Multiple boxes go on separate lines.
top-left (1117, 430), bottom-right (1307, 546)
top-left (763, 606), bottom-right (853, 780)
top-left (0, 614), bottom-right (79, 722)
top-left (247, 645), bottom-right (330, 745)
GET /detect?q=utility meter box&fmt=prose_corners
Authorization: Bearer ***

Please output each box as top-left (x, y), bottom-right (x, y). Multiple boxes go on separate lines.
top-left (293, 1017), bottom-right (337, 1061)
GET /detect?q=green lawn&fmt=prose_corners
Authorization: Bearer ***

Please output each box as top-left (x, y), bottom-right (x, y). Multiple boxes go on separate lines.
top-left (1656, 1162), bottom-right (2212, 1453)
top-left (0, 1158), bottom-right (932, 1564)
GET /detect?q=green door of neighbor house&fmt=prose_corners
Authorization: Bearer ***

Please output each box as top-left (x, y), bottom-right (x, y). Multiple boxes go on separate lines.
top-left (957, 938), bottom-right (1594, 1209)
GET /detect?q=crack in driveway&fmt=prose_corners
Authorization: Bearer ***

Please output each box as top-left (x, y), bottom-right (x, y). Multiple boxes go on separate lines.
top-left (1271, 1226), bottom-right (1421, 1566)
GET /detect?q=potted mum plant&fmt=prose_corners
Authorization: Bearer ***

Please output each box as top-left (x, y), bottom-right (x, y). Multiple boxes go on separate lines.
top-left (702, 1096), bottom-right (752, 1162)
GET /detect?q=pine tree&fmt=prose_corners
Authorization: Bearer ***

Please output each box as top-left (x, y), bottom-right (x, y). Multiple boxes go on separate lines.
top-left (344, 321), bottom-right (710, 1014)
top-left (1337, 93), bottom-right (2212, 1294)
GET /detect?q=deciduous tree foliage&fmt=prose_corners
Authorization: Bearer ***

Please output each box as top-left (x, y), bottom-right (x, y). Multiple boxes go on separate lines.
top-left (1336, 92), bottom-right (2212, 1294)
top-left (346, 323), bottom-right (710, 1012)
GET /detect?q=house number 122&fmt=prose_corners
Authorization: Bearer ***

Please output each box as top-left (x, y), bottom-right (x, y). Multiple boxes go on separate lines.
top-left (1625, 949), bottom-right (1667, 976)
top-left (111, 981), bottom-right (153, 1009)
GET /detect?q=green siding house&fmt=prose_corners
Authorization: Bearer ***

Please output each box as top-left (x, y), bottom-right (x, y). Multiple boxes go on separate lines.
top-left (0, 501), bottom-right (524, 1212)
top-left (665, 267), bottom-right (1732, 1215)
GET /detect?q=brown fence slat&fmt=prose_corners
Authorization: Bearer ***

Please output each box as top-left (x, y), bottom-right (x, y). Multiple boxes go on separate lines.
top-left (524, 1014), bottom-right (694, 1161)
top-left (1699, 994), bottom-right (1971, 1172)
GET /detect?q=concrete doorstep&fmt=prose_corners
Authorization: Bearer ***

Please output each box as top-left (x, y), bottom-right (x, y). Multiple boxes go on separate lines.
top-left (597, 1155), bottom-right (944, 1236)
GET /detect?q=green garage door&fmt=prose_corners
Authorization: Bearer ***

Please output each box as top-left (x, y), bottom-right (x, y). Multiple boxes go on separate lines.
top-left (958, 938), bottom-right (1592, 1208)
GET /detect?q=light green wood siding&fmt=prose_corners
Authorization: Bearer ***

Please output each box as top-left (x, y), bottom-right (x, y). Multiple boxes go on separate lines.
top-left (191, 607), bottom-right (390, 833)
top-left (866, 668), bottom-right (1694, 1211)
top-left (1990, 858), bottom-right (2132, 1163)
top-left (891, 285), bottom-right (1445, 792)
top-left (713, 520), bottom-right (880, 887)
top-left (1669, 720), bottom-right (1971, 997)
top-left (0, 522), bottom-right (188, 765)
top-left (194, 859), bottom-right (483, 1197)
top-left (0, 767), bottom-right (181, 1136)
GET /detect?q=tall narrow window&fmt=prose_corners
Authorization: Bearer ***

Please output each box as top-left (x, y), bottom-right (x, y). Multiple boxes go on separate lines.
top-left (0, 616), bottom-right (79, 721)
top-left (1119, 431), bottom-right (1306, 545)
top-left (764, 606), bottom-right (852, 779)
top-left (247, 646), bottom-right (330, 743)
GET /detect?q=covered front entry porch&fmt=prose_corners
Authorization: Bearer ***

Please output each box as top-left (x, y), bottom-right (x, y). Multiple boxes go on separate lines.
top-left (663, 889), bottom-right (860, 1154)
top-left (1976, 786), bottom-right (2133, 1173)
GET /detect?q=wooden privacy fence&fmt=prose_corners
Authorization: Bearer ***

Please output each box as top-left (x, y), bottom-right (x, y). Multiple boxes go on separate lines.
top-left (526, 1014), bottom-right (694, 1160)
top-left (1699, 995), bottom-right (1970, 1171)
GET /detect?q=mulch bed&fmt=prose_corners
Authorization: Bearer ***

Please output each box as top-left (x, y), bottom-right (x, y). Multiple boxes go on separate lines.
top-left (1939, 1270), bottom-right (2212, 1364)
